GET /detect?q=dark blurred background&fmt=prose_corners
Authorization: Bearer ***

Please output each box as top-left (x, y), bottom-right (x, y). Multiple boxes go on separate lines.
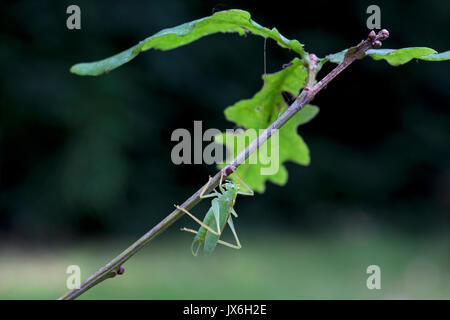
top-left (0, 0), bottom-right (449, 299)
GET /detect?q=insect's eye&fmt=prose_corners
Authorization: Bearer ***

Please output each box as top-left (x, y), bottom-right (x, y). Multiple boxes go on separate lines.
top-left (231, 186), bottom-right (235, 189)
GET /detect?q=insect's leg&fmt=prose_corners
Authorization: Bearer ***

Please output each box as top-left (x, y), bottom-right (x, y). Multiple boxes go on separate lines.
top-left (199, 176), bottom-right (212, 197)
top-left (200, 176), bottom-right (221, 199)
top-left (175, 205), bottom-right (220, 236)
top-left (216, 239), bottom-right (241, 249)
top-left (180, 228), bottom-right (203, 256)
top-left (180, 228), bottom-right (202, 256)
top-left (233, 171), bottom-right (254, 196)
top-left (227, 217), bottom-right (242, 248)
top-left (218, 169), bottom-right (225, 193)
top-left (216, 217), bottom-right (241, 249)
top-left (231, 207), bottom-right (238, 218)
top-left (200, 192), bottom-right (221, 199)
top-left (180, 227), bottom-right (197, 234)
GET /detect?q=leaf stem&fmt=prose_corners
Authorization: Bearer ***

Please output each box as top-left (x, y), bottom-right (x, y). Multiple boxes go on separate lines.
top-left (58, 29), bottom-right (389, 300)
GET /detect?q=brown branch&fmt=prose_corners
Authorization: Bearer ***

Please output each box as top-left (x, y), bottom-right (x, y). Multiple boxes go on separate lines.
top-left (58, 29), bottom-right (389, 300)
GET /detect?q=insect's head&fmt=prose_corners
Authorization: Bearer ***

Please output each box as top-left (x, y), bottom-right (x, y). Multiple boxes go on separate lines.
top-left (222, 180), bottom-right (240, 192)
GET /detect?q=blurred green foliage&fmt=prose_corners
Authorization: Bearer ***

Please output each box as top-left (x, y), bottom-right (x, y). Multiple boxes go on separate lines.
top-left (1, 232), bottom-right (449, 299)
top-left (0, 0), bottom-right (449, 300)
top-left (0, 0), bottom-right (449, 240)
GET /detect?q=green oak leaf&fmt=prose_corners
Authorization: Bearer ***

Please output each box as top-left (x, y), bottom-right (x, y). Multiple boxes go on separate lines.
top-left (225, 58), bottom-right (308, 128)
top-left (215, 106), bottom-right (318, 193)
top-left (214, 58), bottom-right (319, 192)
top-left (70, 9), bottom-right (306, 76)
top-left (325, 47), bottom-right (449, 66)
top-left (324, 49), bottom-right (347, 64)
top-left (366, 47), bottom-right (437, 66)
top-left (419, 51), bottom-right (450, 61)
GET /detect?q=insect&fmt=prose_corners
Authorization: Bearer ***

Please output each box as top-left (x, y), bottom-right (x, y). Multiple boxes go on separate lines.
top-left (176, 166), bottom-right (253, 256)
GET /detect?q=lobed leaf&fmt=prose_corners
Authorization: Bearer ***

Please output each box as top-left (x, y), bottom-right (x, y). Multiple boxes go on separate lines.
top-left (214, 58), bottom-right (319, 192)
top-left (419, 51), bottom-right (450, 61)
top-left (70, 9), bottom-right (306, 76)
top-left (325, 47), bottom-right (449, 66)
top-left (324, 49), bottom-right (347, 64)
top-left (366, 47), bottom-right (437, 66)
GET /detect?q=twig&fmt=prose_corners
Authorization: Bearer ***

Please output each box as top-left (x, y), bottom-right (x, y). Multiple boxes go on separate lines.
top-left (58, 29), bottom-right (389, 300)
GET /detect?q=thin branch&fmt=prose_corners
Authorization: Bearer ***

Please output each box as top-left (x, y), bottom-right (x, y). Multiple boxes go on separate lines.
top-left (58, 29), bottom-right (389, 300)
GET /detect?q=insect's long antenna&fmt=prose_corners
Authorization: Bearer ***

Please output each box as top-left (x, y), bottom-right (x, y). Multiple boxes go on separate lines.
top-left (238, 161), bottom-right (251, 182)
top-left (230, 168), bottom-right (254, 195)
top-left (258, 37), bottom-right (267, 129)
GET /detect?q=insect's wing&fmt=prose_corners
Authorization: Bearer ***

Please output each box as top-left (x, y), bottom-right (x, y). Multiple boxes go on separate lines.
top-left (203, 225), bottom-right (220, 255)
top-left (190, 239), bottom-right (202, 256)
top-left (203, 199), bottom-right (229, 255)
top-left (190, 207), bottom-right (214, 256)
